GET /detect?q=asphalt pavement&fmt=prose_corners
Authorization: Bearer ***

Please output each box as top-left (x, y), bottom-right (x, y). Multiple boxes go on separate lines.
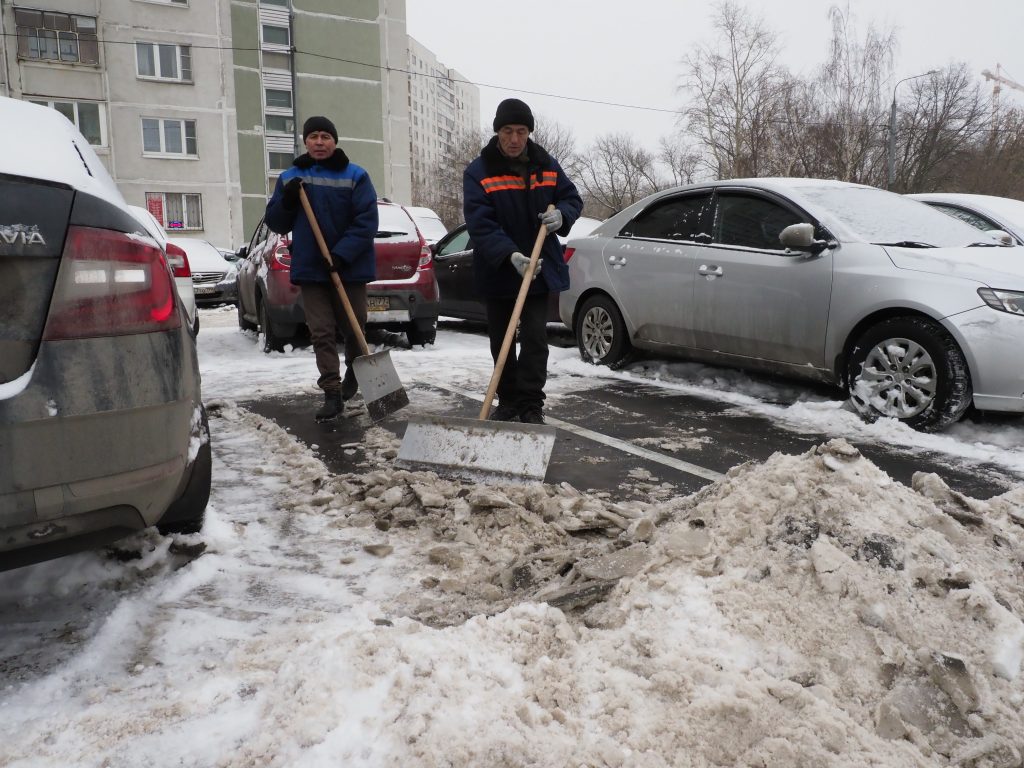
top-left (240, 377), bottom-right (1020, 501)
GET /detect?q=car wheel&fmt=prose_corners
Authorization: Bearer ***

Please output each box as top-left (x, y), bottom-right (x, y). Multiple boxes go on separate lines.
top-left (157, 405), bottom-right (211, 536)
top-left (846, 316), bottom-right (972, 431)
top-left (237, 297), bottom-right (257, 331)
top-left (406, 320), bottom-right (437, 346)
top-left (575, 294), bottom-right (631, 367)
top-left (192, 313), bottom-right (200, 337)
top-left (259, 299), bottom-right (284, 353)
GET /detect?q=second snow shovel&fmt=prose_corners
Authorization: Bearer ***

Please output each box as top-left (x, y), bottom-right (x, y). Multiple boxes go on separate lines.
top-left (396, 210), bottom-right (557, 483)
top-left (299, 185), bottom-right (408, 422)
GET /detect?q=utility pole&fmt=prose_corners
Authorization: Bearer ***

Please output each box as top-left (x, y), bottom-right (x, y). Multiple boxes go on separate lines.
top-left (887, 70), bottom-right (937, 190)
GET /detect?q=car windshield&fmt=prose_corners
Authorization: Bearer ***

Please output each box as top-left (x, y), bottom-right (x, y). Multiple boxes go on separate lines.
top-left (797, 185), bottom-right (989, 247)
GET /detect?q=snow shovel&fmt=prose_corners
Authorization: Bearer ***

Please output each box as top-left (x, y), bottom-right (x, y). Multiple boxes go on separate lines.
top-left (396, 210), bottom-right (557, 483)
top-left (298, 185), bottom-right (409, 422)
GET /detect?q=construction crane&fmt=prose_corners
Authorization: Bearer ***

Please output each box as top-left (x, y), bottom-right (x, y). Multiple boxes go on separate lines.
top-left (981, 64), bottom-right (1024, 113)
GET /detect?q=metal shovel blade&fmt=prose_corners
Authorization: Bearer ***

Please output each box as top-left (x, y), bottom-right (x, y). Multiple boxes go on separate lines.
top-left (396, 414), bottom-right (556, 483)
top-left (352, 351), bottom-right (408, 422)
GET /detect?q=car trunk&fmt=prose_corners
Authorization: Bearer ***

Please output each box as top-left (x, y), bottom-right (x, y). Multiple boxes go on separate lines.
top-left (0, 176), bottom-right (74, 384)
top-left (373, 205), bottom-right (423, 282)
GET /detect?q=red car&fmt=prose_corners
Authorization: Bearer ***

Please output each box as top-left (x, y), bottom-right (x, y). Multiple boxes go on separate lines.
top-left (235, 200), bottom-right (439, 351)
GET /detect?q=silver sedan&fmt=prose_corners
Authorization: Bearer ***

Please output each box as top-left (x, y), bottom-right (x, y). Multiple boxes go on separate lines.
top-left (559, 178), bottom-right (1023, 431)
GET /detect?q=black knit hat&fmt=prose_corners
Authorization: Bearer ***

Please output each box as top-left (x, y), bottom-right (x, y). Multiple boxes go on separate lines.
top-left (302, 115), bottom-right (338, 142)
top-left (492, 98), bottom-right (534, 132)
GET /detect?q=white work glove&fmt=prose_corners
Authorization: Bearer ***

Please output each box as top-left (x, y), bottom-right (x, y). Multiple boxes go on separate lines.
top-left (510, 252), bottom-right (542, 280)
top-left (539, 208), bottom-right (562, 233)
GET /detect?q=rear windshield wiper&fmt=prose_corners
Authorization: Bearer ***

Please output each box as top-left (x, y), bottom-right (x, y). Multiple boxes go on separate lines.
top-left (873, 240), bottom-right (936, 248)
top-left (375, 230), bottom-right (409, 238)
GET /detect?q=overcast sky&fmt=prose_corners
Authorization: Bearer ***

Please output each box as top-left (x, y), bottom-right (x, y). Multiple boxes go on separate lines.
top-left (405, 0), bottom-right (1024, 151)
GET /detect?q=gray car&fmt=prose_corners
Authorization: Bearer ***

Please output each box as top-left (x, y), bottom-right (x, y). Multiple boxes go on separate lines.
top-left (0, 98), bottom-right (210, 570)
top-left (560, 178), bottom-right (1023, 431)
top-left (908, 193), bottom-right (1024, 246)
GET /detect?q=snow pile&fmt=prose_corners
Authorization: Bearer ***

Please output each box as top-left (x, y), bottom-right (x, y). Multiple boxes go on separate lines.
top-left (3, 400), bottom-right (1022, 767)
top-left (213, 408), bottom-right (1024, 766)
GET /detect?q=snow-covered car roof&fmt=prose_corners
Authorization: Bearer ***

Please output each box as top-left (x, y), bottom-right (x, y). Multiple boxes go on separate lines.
top-left (0, 97), bottom-right (123, 205)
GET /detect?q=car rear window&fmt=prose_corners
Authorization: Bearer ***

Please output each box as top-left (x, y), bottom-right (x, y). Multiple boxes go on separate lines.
top-left (376, 205), bottom-right (418, 244)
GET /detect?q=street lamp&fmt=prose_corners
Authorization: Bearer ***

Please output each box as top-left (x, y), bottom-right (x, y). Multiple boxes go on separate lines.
top-left (887, 70), bottom-right (938, 190)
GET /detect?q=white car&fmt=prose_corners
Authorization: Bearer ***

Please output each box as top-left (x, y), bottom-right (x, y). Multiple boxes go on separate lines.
top-left (908, 193), bottom-right (1024, 246)
top-left (128, 206), bottom-right (198, 335)
top-left (167, 237), bottom-right (239, 307)
top-left (404, 206), bottom-right (448, 245)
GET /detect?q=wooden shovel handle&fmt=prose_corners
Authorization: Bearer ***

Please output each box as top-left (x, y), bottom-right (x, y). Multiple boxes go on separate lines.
top-left (478, 205), bottom-right (554, 421)
top-left (298, 184), bottom-right (371, 357)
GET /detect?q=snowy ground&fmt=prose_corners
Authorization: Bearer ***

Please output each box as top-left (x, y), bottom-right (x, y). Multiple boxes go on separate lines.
top-left (1, 307), bottom-right (1022, 767)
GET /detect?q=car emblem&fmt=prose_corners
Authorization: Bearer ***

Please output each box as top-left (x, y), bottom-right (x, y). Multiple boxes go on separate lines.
top-left (394, 264), bottom-right (413, 274)
top-left (0, 224), bottom-right (46, 246)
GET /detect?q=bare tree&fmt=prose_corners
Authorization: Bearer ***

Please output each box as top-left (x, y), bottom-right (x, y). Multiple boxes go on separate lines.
top-left (575, 133), bottom-right (660, 218)
top-left (657, 136), bottom-right (702, 186)
top-left (679, 0), bottom-right (788, 179)
top-left (411, 127), bottom-right (487, 229)
top-left (532, 115), bottom-right (579, 177)
top-left (897, 63), bottom-right (988, 192)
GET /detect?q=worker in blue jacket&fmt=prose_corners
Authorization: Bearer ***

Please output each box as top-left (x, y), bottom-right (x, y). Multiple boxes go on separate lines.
top-left (464, 98), bottom-right (583, 425)
top-left (265, 116), bottom-right (378, 422)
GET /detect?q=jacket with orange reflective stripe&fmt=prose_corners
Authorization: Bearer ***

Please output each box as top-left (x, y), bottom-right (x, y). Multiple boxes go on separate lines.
top-left (463, 137), bottom-right (583, 299)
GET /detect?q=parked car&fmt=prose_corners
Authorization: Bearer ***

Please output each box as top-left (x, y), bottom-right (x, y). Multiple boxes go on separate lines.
top-left (235, 199), bottom-right (439, 351)
top-left (168, 236), bottom-right (238, 307)
top-left (559, 178), bottom-right (1022, 431)
top-left (433, 216), bottom-right (603, 323)
top-left (128, 206), bottom-right (199, 336)
top-left (405, 206), bottom-right (448, 245)
top-left (0, 97), bottom-right (210, 570)
top-left (907, 193), bottom-right (1024, 246)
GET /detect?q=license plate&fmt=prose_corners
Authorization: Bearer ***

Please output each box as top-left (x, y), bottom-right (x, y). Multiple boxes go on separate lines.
top-left (194, 285), bottom-right (216, 295)
top-left (367, 296), bottom-right (390, 311)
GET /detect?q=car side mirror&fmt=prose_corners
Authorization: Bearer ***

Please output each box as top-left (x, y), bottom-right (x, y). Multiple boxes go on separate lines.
top-left (236, 246), bottom-right (248, 259)
top-left (984, 229), bottom-right (1015, 246)
top-left (779, 223), bottom-right (829, 254)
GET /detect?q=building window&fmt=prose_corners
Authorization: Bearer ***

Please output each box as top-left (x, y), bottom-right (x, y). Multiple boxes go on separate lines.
top-left (142, 117), bottom-right (197, 156)
top-left (138, 0), bottom-right (188, 4)
top-left (268, 152), bottom-right (293, 171)
top-left (146, 192), bottom-right (202, 231)
top-left (265, 114), bottom-right (294, 134)
top-left (261, 24), bottom-right (289, 46)
top-left (30, 99), bottom-right (105, 145)
top-left (136, 42), bottom-right (192, 82)
top-left (260, 0), bottom-right (288, 5)
top-left (264, 88), bottom-right (292, 110)
top-left (14, 9), bottom-right (98, 65)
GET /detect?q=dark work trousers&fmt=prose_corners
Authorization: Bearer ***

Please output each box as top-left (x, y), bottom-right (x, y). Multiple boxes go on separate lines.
top-left (300, 280), bottom-right (368, 393)
top-left (485, 291), bottom-right (550, 412)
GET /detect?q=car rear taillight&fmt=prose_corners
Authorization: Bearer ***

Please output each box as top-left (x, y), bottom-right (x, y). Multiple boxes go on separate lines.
top-left (417, 237), bottom-right (432, 271)
top-left (270, 244), bottom-right (291, 271)
top-left (43, 225), bottom-right (181, 340)
top-left (165, 241), bottom-right (191, 278)
top-left (563, 247), bottom-right (576, 263)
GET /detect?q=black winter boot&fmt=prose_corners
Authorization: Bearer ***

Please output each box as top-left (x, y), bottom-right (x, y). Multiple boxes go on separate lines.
top-left (315, 390), bottom-right (343, 422)
top-left (341, 367), bottom-right (358, 401)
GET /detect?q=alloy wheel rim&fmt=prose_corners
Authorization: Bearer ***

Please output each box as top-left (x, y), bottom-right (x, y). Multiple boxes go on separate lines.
top-left (853, 336), bottom-right (937, 419)
top-left (582, 307), bottom-right (613, 360)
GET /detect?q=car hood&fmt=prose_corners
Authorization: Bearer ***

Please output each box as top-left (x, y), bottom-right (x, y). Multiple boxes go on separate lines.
top-left (885, 245), bottom-right (1024, 288)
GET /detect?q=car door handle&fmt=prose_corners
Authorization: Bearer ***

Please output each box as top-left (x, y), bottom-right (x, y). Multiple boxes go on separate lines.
top-left (698, 264), bottom-right (723, 277)
top-left (608, 255), bottom-right (628, 267)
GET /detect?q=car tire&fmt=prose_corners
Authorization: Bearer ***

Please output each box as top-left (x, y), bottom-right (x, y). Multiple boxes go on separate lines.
top-left (259, 299), bottom-right (284, 353)
top-left (406, 320), bottom-right (437, 346)
top-left (237, 298), bottom-right (257, 331)
top-left (575, 293), bottom-right (631, 367)
top-left (192, 312), bottom-right (200, 337)
top-left (846, 316), bottom-right (972, 431)
top-left (157, 405), bottom-right (211, 536)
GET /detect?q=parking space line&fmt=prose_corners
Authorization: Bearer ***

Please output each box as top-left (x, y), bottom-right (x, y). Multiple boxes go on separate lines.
top-left (434, 384), bottom-right (726, 483)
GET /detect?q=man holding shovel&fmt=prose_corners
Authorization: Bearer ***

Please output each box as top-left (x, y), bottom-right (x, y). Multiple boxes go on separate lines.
top-left (464, 98), bottom-right (583, 425)
top-left (265, 116), bottom-right (379, 422)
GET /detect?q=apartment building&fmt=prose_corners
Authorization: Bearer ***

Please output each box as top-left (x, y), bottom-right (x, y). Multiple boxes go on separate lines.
top-left (230, 0), bottom-right (411, 241)
top-left (407, 36), bottom-right (480, 183)
top-left (0, 0), bottom-right (242, 247)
